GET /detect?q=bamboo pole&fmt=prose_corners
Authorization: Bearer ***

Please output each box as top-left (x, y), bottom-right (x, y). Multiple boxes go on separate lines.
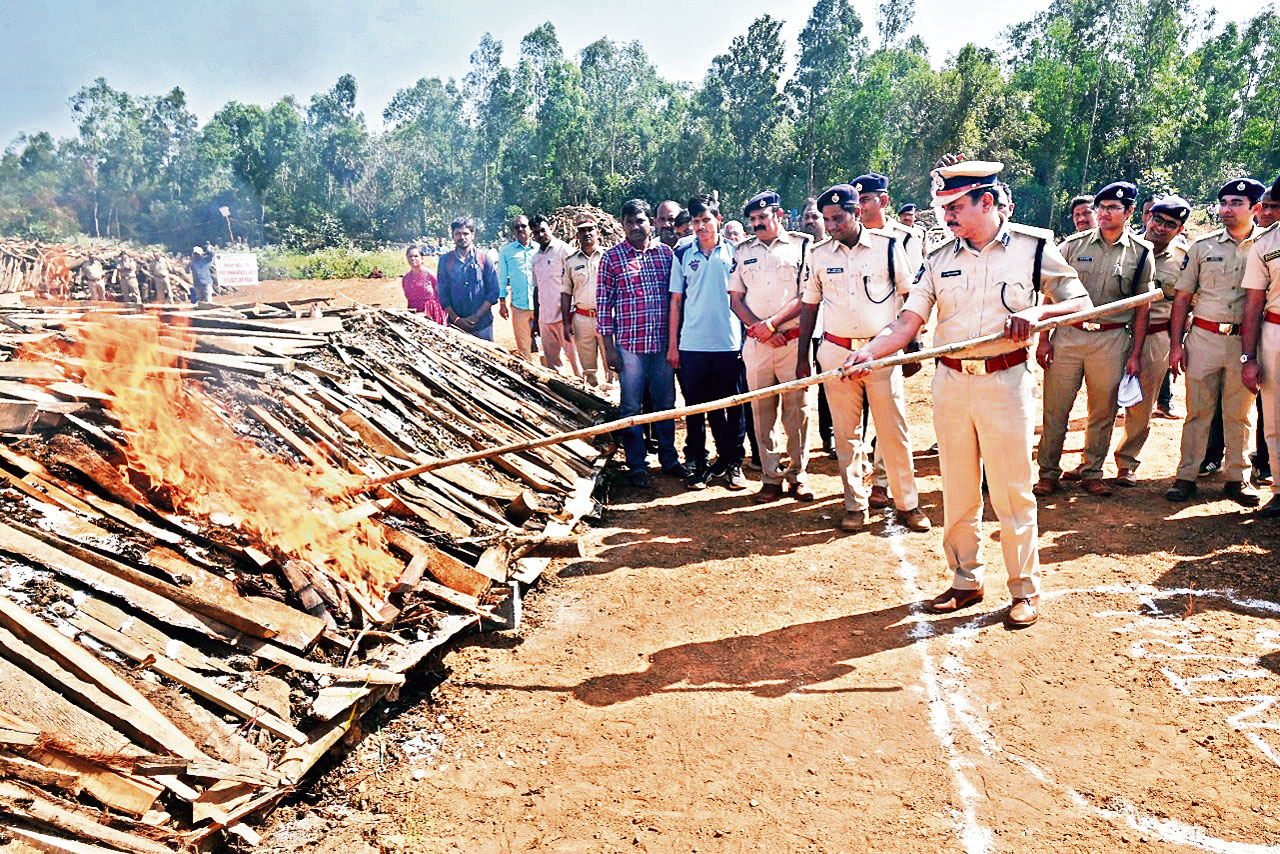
top-left (356, 291), bottom-right (1161, 491)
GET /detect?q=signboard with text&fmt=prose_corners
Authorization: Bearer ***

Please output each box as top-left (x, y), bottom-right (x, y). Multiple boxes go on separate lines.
top-left (213, 252), bottom-right (259, 288)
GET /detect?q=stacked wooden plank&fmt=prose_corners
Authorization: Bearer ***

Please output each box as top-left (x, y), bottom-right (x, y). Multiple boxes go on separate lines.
top-left (0, 302), bottom-right (611, 851)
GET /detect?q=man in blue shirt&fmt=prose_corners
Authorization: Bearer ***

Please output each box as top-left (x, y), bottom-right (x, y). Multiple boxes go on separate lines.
top-left (668, 195), bottom-right (748, 490)
top-left (437, 216), bottom-right (499, 340)
top-left (190, 245), bottom-right (215, 303)
top-left (497, 216), bottom-right (538, 360)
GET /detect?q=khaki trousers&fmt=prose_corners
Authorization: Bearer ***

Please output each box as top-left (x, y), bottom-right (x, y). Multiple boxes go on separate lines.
top-left (1260, 322), bottom-right (1280, 496)
top-left (743, 336), bottom-right (809, 486)
top-left (539, 320), bottom-right (582, 376)
top-left (1039, 325), bottom-right (1129, 480)
top-left (572, 313), bottom-right (613, 387)
top-left (934, 361), bottom-right (1040, 598)
top-left (1113, 330), bottom-right (1171, 472)
top-left (817, 340), bottom-right (917, 512)
top-left (152, 275), bottom-right (173, 303)
top-left (512, 307), bottom-right (535, 361)
top-left (1175, 326), bottom-right (1256, 482)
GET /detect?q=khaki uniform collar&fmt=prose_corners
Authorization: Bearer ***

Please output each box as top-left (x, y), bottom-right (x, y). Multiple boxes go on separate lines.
top-left (956, 216), bottom-right (1013, 254)
top-left (1218, 225), bottom-right (1260, 245)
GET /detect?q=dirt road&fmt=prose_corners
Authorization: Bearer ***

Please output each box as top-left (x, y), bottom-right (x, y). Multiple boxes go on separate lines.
top-left (244, 280), bottom-right (1279, 854)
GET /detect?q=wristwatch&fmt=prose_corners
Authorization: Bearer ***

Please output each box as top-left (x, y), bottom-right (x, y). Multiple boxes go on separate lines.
top-left (1241, 353), bottom-right (1257, 364)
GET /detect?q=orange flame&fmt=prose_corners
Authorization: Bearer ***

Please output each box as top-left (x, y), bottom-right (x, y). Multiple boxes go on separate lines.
top-left (28, 314), bottom-right (401, 605)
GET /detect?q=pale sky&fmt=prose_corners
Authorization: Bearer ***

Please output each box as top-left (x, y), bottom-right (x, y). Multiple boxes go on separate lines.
top-left (0, 0), bottom-right (1262, 149)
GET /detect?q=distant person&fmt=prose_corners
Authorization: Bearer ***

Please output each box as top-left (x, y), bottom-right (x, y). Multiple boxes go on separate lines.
top-left (530, 214), bottom-right (580, 376)
top-left (799, 195), bottom-right (834, 457)
top-left (1069, 195), bottom-right (1097, 234)
top-left (673, 209), bottom-right (693, 241)
top-left (654, 200), bottom-right (682, 247)
top-left (561, 215), bottom-right (612, 387)
top-left (1259, 187), bottom-right (1280, 228)
top-left (498, 215), bottom-right (538, 360)
top-left (723, 220), bottom-right (747, 243)
top-left (148, 252), bottom-right (173, 303)
top-left (81, 254), bottom-right (105, 301)
top-left (437, 216), bottom-right (499, 340)
top-left (897, 203), bottom-right (918, 229)
top-left (190, 245), bottom-right (215, 303)
top-left (401, 245), bottom-right (447, 324)
top-left (115, 253), bottom-right (140, 303)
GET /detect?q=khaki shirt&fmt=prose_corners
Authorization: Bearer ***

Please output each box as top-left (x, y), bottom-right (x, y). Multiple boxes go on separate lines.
top-left (561, 246), bottom-right (603, 310)
top-left (802, 227), bottom-right (909, 338)
top-left (1242, 222), bottom-right (1280, 313)
top-left (727, 230), bottom-right (810, 332)
top-left (81, 260), bottom-right (103, 282)
top-left (904, 220), bottom-right (1087, 358)
top-left (1147, 237), bottom-right (1187, 325)
top-left (887, 220), bottom-right (925, 281)
top-left (1058, 227), bottom-right (1156, 323)
top-left (1176, 226), bottom-right (1261, 324)
top-left (150, 257), bottom-right (170, 279)
top-left (532, 238), bottom-right (572, 324)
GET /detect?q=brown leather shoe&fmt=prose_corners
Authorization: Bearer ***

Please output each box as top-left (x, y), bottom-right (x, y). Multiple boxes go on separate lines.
top-left (1165, 479), bottom-right (1197, 501)
top-left (1081, 478), bottom-right (1113, 496)
top-left (753, 483), bottom-right (784, 504)
top-left (1061, 466), bottom-right (1084, 482)
top-left (1005, 596), bottom-right (1040, 628)
top-left (1114, 467), bottom-right (1138, 487)
top-left (1032, 476), bottom-right (1059, 496)
top-left (868, 485), bottom-right (891, 508)
top-left (839, 510), bottom-right (870, 532)
top-left (924, 585), bottom-right (984, 614)
top-left (1223, 480), bottom-right (1261, 507)
top-left (900, 507), bottom-right (932, 532)
top-left (787, 482), bottom-right (816, 502)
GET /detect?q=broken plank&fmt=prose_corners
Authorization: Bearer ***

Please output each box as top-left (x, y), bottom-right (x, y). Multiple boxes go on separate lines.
top-left (247, 404), bottom-right (329, 467)
top-left (309, 683), bottom-right (373, 722)
top-left (70, 613), bottom-right (307, 745)
top-left (0, 361), bottom-right (63, 382)
top-left (0, 781), bottom-right (175, 854)
top-left (0, 752), bottom-right (81, 793)
top-left (35, 751), bottom-right (163, 818)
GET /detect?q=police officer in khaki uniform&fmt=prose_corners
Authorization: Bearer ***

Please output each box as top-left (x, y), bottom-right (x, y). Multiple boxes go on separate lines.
top-left (1035, 181), bottom-right (1155, 497)
top-left (728, 191), bottom-right (814, 504)
top-left (1111, 195), bottom-right (1190, 485)
top-left (844, 159), bottom-right (1090, 628)
top-left (149, 253), bottom-right (173, 303)
top-left (115, 253), bottom-right (140, 303)
top-left (1166, 178), bottom-right (1266, 505)
top-left (796, 184), bottom-right (929, 533)
top-left (853, 173), bottom-right (926, 507)
top-left (560, 216), bottom-right (612, 388)
top-left (1241, 174), bottom-right (1280, 517)
top-left (81, 255), bottom-right (105, 301)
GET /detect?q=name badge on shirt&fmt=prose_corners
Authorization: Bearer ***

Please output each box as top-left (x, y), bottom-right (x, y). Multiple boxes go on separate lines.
top-left (1077, 255), bottom-right (1094, 262)
top-left (743, 258), bottom-right (758, 265)
top-left (1265, 250), bottom-right (1280, 262)
top-left (1206, 256), bottom-right (1224, 262)
top-left (941, 269), bottom-right (962, 278)
top-left (574, 264), bottom-right (585, 270)
top-left (826, 267), bottom-right (844, 274)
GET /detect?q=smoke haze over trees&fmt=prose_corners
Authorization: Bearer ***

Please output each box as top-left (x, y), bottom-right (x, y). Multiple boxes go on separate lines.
top-left (2, 0), bottom-right (1278, 251)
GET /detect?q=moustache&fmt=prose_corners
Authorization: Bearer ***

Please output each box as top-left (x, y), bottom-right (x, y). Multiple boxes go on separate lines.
top-left (945, 222), bottom-right (959, 229)
top-left (753, 224), bottom-right (766, 231)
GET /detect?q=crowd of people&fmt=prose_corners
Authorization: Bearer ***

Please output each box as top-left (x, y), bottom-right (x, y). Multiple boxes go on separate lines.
top-left (398, 156), bottom-right (1280, 629)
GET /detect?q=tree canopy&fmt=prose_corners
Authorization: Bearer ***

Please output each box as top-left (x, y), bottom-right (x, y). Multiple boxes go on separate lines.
top-left (2, 0), bottom-right (1277, 249)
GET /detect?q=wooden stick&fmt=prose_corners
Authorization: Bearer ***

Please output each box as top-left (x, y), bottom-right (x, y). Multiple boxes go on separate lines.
top-left (356, 291), bottom-right (1162, 491)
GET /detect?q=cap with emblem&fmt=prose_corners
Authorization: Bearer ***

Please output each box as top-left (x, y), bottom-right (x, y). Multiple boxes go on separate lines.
top-left (819, 184), bottom-right (859, 211)
top-left (929, 160), bottom-right (1002, 206)
top-left (897, 203), bottom-right (917, 215)
top-left (1094, 181), bottom-right (1138, 206)
top-left (1218, 177), bottom-right (1265, 204)
top-left (743, 190), bottom-right (781, 216)
top-left (852, 173), bottom-right (888, 195)
top-left (1148, 194), bottom-right (1191, 224)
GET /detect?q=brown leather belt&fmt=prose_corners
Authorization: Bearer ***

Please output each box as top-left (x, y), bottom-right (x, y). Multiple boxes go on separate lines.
top-left (1072, 321), bottom-right (1127, 332)
top-left (1265, 311), bottom-right (1280, 325)
top-left (938, 348), bottom-right (1029, 376)
top-left (1147, 321), bottom-right (1170, 335)
top-left (574, 307), bottom-right (597, 318)
top-left (1192, 317), bottom-right (1241, 336)
top-left (823, 331), bottom-right (872, 349)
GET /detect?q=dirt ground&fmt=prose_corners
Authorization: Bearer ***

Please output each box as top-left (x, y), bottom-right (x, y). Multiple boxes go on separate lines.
top-left (236, 279), bottom-right (1279, 854)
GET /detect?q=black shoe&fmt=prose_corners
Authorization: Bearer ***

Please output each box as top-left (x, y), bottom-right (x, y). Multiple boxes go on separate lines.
top-left (724, 465), bottom-right (749, 490)
top-left (628, 469), bottom-right (652, 488)
top-left (921, 442), bottom-right (939, 457)
top-left (662, 461), bottom-right (691, 479)
top-left (1257, 495), bottom-right (1280, 518)
top-left (1199, 460), bottom-right (1221, 478)
top-left (1223, 480), bottom-right (1260, 507)
top-left (1165, 479), bottom-right (1197, 501)
top-left (821, 437), bottom-right (836, 457)
top-left (1252, 464), bottom-right (1273, 486)
top-left (707, 457), bottom-right (729, 479)
top-left (685, 465), bottom-right (709, 490)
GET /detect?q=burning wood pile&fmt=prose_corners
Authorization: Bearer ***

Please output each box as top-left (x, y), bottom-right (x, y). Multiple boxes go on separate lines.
top-left (0, 239), bottom-right (194, 302)
top-left (0, 302), bottom-right (611, 851)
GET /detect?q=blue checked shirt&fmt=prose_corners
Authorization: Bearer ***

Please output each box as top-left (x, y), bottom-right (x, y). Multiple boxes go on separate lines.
top-left (596, 238), bottom-right (674, 354)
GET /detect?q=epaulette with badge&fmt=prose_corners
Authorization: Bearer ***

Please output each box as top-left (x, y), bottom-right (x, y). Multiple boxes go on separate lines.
top-left (1173, 233), bottom-right (1191, 249)
top-left (1006, 222), bottom-right (1055, 242)
top-left (927, 235), bottom-right (956, 257)
top-left (1190, 228), bottom-right (1227, 247)
top-left (787, 230), bottom-right (810, 242)
top-left (1058, 229), bottom-right (1093, 245)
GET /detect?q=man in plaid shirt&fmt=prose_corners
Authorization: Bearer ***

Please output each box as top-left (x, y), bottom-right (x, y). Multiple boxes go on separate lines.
top-left (598, 198), bottom-right (685, 487)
